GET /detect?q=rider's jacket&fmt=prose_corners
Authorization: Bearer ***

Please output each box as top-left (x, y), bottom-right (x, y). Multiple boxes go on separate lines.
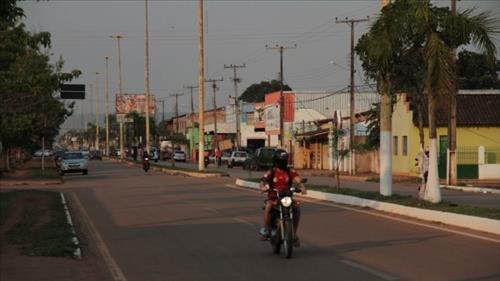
top-left (263, 167), bottom-right (298, 200)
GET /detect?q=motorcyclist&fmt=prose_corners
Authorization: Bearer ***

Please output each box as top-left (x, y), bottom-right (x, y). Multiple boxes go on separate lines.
top-left (259, 151), bottom-right (307, 245)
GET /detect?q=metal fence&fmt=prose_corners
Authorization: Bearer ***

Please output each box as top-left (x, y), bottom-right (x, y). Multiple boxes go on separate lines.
top-left (457, 146), bottom-right (478, 165)
top-left (485, 147), bottom-right (500, 164)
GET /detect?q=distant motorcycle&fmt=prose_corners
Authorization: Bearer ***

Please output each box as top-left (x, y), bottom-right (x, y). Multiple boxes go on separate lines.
top-left (262, 178), bottom-right (306, 259)
top-left (143, 157), bottom-right (150, 172)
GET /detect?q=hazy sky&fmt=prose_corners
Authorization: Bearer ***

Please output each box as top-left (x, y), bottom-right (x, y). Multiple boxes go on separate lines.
top-left (20, 0), bottom-right (500, 121)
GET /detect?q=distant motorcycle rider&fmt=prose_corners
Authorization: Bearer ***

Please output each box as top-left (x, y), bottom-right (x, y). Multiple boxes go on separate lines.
top-left (259, 151), bottom-right (307, 244)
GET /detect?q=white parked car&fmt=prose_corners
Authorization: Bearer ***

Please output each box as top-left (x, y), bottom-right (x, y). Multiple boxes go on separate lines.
top-left (173, 150), bottom-right (186, 162)
top-left (60, 152), bottom-right (88, 175)
top-left (33, 149), bottom-right (51, 157)
top-left (227, 151), bottom-right (248, 168)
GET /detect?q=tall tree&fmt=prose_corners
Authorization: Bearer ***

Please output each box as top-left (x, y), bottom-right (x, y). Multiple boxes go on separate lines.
top-left (0, 0), bottom-right (81, 170)
top-left (239, 80), bottom-right (291, 102)
top-left (416, 1), bottom-right (497, 202)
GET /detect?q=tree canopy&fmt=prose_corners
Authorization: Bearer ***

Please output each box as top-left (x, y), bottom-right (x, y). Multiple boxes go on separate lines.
top-left (457, 50), bottom-right (500, 89)
top-left (0, 0), bottom-right (81, 152)
top-left (239, 80), bottom-right (292, 102)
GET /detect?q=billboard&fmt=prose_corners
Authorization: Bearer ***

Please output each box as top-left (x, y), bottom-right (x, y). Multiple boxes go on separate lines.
top-left (265, 103), bottom-right (280, 135)
top-left (60, 84), bottom-right (85, 99)
top-left (115, 94), bottom-right (156, 117)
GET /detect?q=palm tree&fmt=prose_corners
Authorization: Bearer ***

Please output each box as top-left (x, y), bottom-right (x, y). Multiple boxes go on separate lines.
top-left (415, 1), bottom-right (498, 202)
top-left (358, 0), bottom-right (498, 201)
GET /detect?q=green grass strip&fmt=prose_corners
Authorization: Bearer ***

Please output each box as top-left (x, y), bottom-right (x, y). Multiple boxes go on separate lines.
top-left (1, 190), bottom-right (77, 257)
top-left (242, 178), bottom-right (500, 220)
top-left (26, 167), bottom-right (60, 179)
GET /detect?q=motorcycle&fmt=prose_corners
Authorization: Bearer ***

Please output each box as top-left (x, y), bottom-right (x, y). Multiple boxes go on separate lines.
top-left (143, 157), bottom-right (150, 172)
top-left (262, 178), bottom-right (306, 259)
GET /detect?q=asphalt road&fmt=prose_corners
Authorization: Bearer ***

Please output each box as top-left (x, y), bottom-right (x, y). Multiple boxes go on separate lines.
top-left (155, 160), bottom-right (500, 209)
top-left (64, 160), bottom-right (500, 281)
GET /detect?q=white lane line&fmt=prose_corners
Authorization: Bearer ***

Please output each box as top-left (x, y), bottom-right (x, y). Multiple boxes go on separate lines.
top-left (341, 259), bottom-right (398, 281)
top-left (225, 184), bottom-right (500, 244)
top-left (70, 193), bottom-right (128, 281)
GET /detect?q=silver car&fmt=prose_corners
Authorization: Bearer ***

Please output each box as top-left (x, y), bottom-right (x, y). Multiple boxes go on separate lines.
top-left (173, 150), bottom-right (186, 162)
top-left (60, 152), bottom-right (88, 175)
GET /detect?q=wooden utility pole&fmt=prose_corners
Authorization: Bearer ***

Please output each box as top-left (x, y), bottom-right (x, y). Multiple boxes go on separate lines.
top-left (224, 64), bottom-right (246, 149)
top-left (144, 0), bottom-right (151, 154)
top-left (170, 93), bottom-right (184, 134)
top-left (265, 44), bottom-right (296, 148)
top-left (110, 34), bottom-right (125, 159)
top-left (448, 0), bottom-right (457, 185)
top-left (197, 0), bottom-right (205, 171)
top-left (184, 85), bottom-right (198, 116)
top-left (336, 16), bottom-right (369, 175)
top-left (204, 78), bottom-right (223, 149)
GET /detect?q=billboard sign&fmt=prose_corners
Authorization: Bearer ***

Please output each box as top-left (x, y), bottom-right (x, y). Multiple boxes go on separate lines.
top-left (115, 93), bottom-right (156, 116)
top-left (60, 84), bottom-right (85, 99)
top-left (265, 103), bottom-right (280, 135)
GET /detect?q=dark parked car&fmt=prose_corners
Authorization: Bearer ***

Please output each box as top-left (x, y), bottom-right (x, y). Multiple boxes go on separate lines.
top-left (244, 147), bottom-right (286, 171)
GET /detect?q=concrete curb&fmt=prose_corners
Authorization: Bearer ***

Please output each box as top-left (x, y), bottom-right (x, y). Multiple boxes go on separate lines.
top-left (60, 193), bottom-right (82, 259)
top-left (441, 184), bottom-right (500, 194)
top-left (105, 157), bottom-right (225, 178)
top-left (235, 179), bottom-right (500, 236)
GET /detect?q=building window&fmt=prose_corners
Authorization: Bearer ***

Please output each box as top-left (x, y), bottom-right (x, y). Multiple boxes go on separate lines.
top-left (393, 136), bottom-right (398, 155)
top-left (402, 136), bottom-right (408, 156)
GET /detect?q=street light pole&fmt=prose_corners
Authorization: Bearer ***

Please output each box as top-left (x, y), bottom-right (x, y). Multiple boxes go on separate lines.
top-left (105, 56), bottom-right (110, 156)
top-left (197, 0), bottom-right (205, 171)
top-left (95, 72), bottom-right (100, 152)
top-left (144, 0), bottom-right (151, 154)
top-left (110, 34), bottom-right (125, 159)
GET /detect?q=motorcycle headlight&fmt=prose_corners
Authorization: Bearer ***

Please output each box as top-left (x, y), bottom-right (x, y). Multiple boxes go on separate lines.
top-left (280, 196), bottom-right (292, 207)
top-left (145, 158), bottom-right (149, 160)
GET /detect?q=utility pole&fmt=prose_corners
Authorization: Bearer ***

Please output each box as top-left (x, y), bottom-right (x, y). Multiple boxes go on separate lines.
top-left (110, 34), bottom-right (125, 159)
top-left (170, 93), bottom-right (184, 134)
top-left (95, 72), bottom-right (100, 152)
top-left (448, 0), bottom-right (457, 185)
top-left (204, 78), bottom-right (223, 149)
top-left (144, 0), bottom-right (151, 154)
top-left (224, 64), bottom-right (246, 149)
top-left (197, 0), bottom-right (205, 171)
top-left (105, 56), bottom-right (110, 156)
top-left (336, 16), bottom-right (369, 175)
top-left (184, 85), bottom-right (198, 117)
top-left (265, 44), bottom-right (296, 148)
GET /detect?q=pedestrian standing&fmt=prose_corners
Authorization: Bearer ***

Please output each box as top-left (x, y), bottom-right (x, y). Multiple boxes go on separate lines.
top-left (215, 147), bottom-right (222, 167)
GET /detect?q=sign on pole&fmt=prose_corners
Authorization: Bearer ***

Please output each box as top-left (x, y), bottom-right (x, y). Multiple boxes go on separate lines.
top-left (60, 84), bottom-right (86, 99)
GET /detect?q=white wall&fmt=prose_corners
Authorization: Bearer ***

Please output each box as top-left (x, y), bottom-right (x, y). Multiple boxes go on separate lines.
top-left (479, 164), bottom-right (500, 180)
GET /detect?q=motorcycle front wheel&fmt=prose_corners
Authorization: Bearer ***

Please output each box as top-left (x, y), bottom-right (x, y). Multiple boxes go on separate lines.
top-left (283, 220), bottom-right (294, 259)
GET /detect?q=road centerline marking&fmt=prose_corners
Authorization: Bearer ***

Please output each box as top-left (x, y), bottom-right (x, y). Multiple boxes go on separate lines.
top-left (225, 184), bottom-right (500, 243)
top-left (341, 259), bottom-right (398, 281)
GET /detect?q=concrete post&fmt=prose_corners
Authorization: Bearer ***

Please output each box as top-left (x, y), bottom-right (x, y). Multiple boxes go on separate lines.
top-left (478, 146), bottom-right (485, 165)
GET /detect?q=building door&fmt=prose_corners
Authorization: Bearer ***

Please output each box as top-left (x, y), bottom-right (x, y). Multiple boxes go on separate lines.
top-left (438, 135), bottom-right (448, 179)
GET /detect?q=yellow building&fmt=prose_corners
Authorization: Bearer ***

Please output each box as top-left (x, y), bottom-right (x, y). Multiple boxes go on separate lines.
top-left (391, 91), bottom-right (500, 179)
